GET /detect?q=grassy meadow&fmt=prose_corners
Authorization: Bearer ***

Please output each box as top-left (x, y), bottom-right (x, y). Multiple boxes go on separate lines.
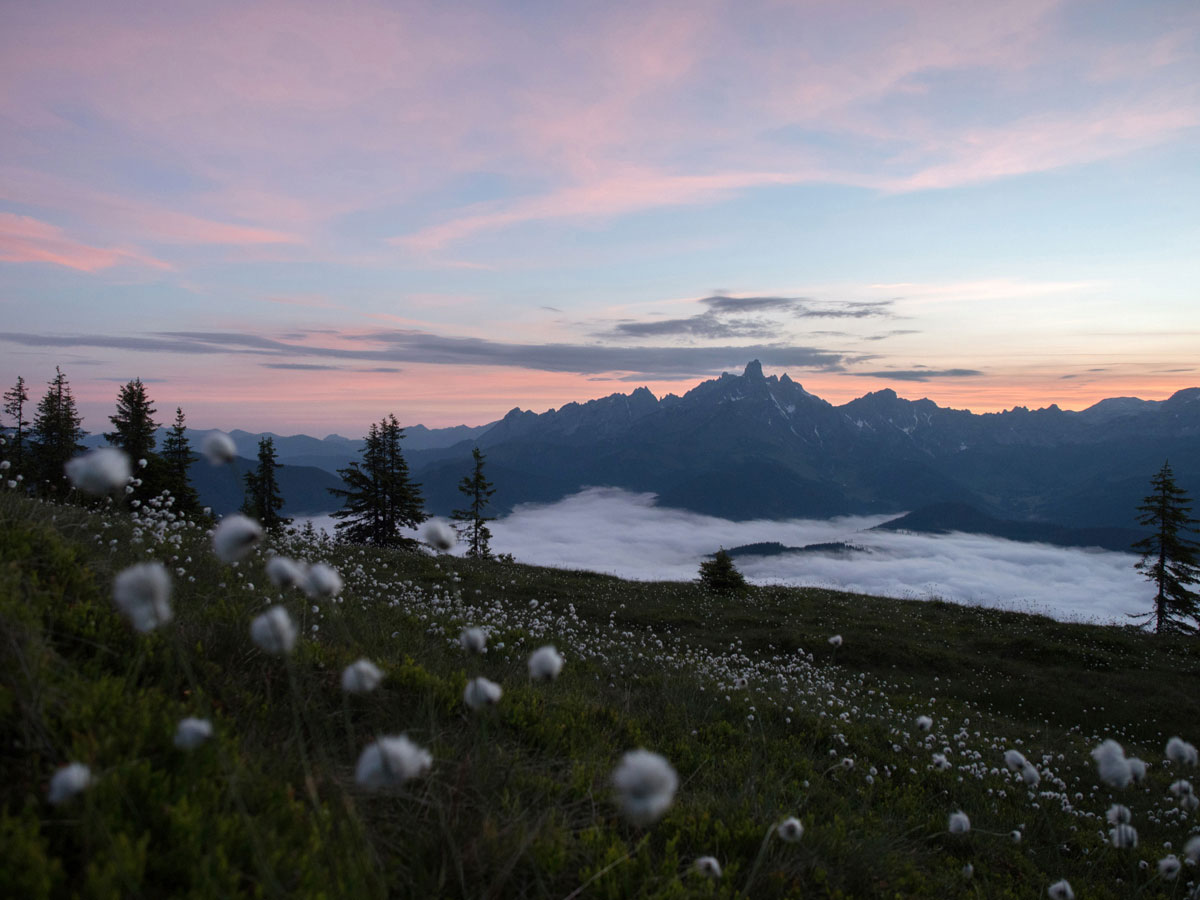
top-left (2, 487), bottom-right (1199, 899)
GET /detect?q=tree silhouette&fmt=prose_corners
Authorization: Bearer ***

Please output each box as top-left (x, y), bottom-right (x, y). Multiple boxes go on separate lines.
top-left (698, 548), bottom-right (747, 595)
top-left (329, 414), bottom-right (425, 547)
top-left (29, 367), bottom-right (86, 495)
top-left (452, 446), bottom-right (495, 559)
top-left (1132, 460), bottom-right (1199, 635)
top-left (106, 378), bottom-right (164, 498)
top-left (2, 376), bottom-right (31, 477)
top-left (241, 436), bottom-right (290, 529)
top-left (161, 406), bottom-right (202, 516)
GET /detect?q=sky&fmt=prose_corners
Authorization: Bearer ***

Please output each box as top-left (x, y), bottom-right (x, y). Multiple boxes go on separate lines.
top-left (298, 487), bottom-right (1152, 623)
top-left (1, 0), bottom-right (1198, 435)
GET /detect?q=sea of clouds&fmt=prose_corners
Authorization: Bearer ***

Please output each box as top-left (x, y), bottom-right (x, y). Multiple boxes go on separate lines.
top-left (296, 487), bottom-right (1152, 625)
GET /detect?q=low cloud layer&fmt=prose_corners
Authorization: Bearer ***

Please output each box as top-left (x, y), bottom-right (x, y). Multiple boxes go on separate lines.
top-left (479, 489), bottom-right (1148, 624)
top-left (602, 295), bottom-right (896, 340)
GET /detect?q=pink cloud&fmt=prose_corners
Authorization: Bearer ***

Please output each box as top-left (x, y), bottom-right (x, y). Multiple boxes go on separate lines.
top-left (0, 212), bottom-right (171, 272)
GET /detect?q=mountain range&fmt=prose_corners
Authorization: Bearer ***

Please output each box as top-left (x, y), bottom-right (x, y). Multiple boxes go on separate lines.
top-left (78, 362), bottom-right (1200, 533)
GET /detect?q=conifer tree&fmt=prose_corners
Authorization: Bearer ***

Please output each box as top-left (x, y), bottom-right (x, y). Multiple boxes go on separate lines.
top-left (29, 367), bottom-right (86, 495)
top-left (329, 414), bottom-right (425, 547)
top-left (106, 378), bottom-right (164, 497)
top-left (698, 548), bottom-right (747, 595)
top-left (241, 436), bottom-right (289, 529)
top-left (2, 376), bottom-right (30, 476)
top-left (1132, 461), bottom-right (1200, 635)
top-left (161, 406), bottom-right (202, 515)
top-left (452, 446), bottom-right (495, 559)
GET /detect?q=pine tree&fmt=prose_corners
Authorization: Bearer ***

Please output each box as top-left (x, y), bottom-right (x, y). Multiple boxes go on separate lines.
top-left (241, 437), bottom-right (290, 529)
top-left (106, 378), bottom-right (164, 498)
top-left (161, 407), bottom-right (202, 515)
top-left (329, 414), bottom-right (425, 547)
top-left (452, 446), bottom-right (496, 559)
top-left (1132, 461), bottom-right (1200, 635)
top-left (29, 367), bottom-right (86, 495)
top-left (2, 376), bottom-right (31, 476)
top-left (698, 548), bottom-right (747, 595)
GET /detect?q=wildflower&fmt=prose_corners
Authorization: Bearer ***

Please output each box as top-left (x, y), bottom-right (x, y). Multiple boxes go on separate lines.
top-left (250, 606), bottom-right (297, 655)
top-left (460, 627), bottom-right (487, 654)
top-left (948, 811), bottom-right (970, 834)
top-left (1158, 855), bottom-right (1181, 880)
top-left (612, 749), bottom-right (678, 826)
top-left (65, 448), bottom-right (131, 495)
top-left (463, 676), bottom-right (502, 710)
top-left (112, 562), bottom-right (173, 632)
top-left (776, 816), bottom-right (804, 842)
top-left (916, 715), bottom-right (933, 732)
top-left (1167, 737), bottom-right (1198, 766)
top-left (201, 432), bottom-right (237, 465)
top-left (174, 717), bottom-right (214, 750)
top-left (1092, 739), bottom-right (1133, 788)
top-left (1047, 880), bottom-right (1074, 900)
top-left (303, 563), bottom-right (343, 599)
top-left (1106, 804), bottom-right (1132, 825)
top-left (422, 519), bottom-right (456, 551)
top-left (212, 514), bottom-right (263, 563)
top-left (342, 659), bottom-right (384, 693)
top-left (693, 856), bottom-right (722, 879)
top-left (48, 763), bottom-right (94, 805)
top-left (355, 735), bottom-right (432, 790)
top-left (528, 645), bottom-right (564, 681)
top-left (266, 556), bottom-right (306, 589)
top-left (828, 634), bottom-right (843, 648)
top-left (1184, 834), bottom-right (1200, 863)
top-left (1004, 749), bottom-right (1027, 772)
top-left (1109, 824), bottom-right (1138, 848)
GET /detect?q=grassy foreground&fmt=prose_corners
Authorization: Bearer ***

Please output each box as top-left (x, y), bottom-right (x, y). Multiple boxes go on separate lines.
top-left (1, 490), bottom-right (1199, 899)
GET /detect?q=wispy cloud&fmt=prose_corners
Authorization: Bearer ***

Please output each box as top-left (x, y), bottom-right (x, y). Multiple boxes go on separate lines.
top-left (0, 212), bottom-right (171, 272)
top-left (848, 368), bottom-right (984, 381)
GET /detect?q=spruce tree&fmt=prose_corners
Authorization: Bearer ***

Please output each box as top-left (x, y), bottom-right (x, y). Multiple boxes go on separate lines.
top-left (1132, 461), bottom-right (1200, 635)
top-left (2, 376), bottom-right (30, 476)
top-left (241, 437), bottom-right (289, 529)
top-left (29, 367), bottom-right (86, 495)
top-left (452, 446), bottom-right (495, 559)
top-left (329, 414), bottom-right (425, 547)
top-left (698, 548), bottom-right (747, 595)
top-left (106, 378), bottom-right (164, 498)
top-left (161, 407), bottom-right (202, 515)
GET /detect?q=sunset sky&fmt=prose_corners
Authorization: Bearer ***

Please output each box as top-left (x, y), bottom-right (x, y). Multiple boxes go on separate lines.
top-left (1, 0), bottom-right (1197, 435)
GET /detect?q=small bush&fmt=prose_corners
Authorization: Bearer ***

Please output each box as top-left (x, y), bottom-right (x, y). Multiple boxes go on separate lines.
top-left (698, 549), bottom-right (747, 595)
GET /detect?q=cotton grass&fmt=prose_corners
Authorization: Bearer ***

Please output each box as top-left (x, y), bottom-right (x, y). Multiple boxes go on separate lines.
top-left (611, 749), bottom-right (678, 826)
top-left (528, 645), bottom-right (564, 681)
top-left (174, 717), bottom-right (214, 750)
top-left (1091, 738), bottom-right (1133, 788)
top-left (48, 763), bottom-right (94, 805)
top-left (1166, 736), bottom-right (1198, 766)
top-left (1047, 879), bottom-right (1074, 900)
top-left (692, 856), bottom-right (722, 878)
top-left (463, 676), bottom-right (502, 710)
top-left (776, 816), bottom-right (804, 842)
top-left (948, 811), bottom-right (970, 834)
top-left (212, 514), bottom-right (263, 564)
top-left (250, 606), bottom-right (298, 655)
top-left (112, 561), bottom-right (173, 632)
top-left (355, 735), bottom-right (432, 790)
top-left (65, 447), bottom-right (131, 495)
top-left (342, 659), bottom-right (384, 694)
top-left (201, 432), bottom-right (237, 465)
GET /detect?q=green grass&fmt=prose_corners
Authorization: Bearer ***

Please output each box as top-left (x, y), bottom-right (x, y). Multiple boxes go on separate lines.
top-left (1, 489), bottom-right (1199, 898)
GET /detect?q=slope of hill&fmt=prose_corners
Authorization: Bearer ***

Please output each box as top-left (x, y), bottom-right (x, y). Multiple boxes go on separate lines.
top-left (189, 455), bottom-right (346, 516)
top-left (4, 491), bottom-right (1199, 898)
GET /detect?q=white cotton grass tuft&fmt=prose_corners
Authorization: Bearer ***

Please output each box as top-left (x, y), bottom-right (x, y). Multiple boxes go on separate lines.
top-left (961, 863), bottom-right (974, 880)
top-left (212, 514), bottom-right (263, 563)
top-left (611, 749), bottom-right (678, 826)
top-left (827, 634), bottom-right (843, 648)
top-left (1011, 830), bottom-right (1023, 844)
top-left (303, 563), bottom-right (343, 599)
top-left (776, 816), bottom-right (805, 842)
top-left (460, 627), bottom-right (487, 654)
top-left (915, 715), bottom-right (932, 732)
top-left (528, 645), bottom-right (564, 681)
top-left (1091, 738), bottom-right (1133, 788)
top-left (1128, 757), bottom-right (1148, 782)
top-left (112, 562), bottom-right (173, 632)
top-left (1109, 824), bottom-right (1138, 848)
top-left (65, 448), bottom-right (131, 495)
top-left (48, 762), bottom-right (94, 805)
top-left (1047, 879), bottom-right (1075, 900)
top-left (1166, 736), bottom-right (1198, 766)
top-left (422, 518), bottom-right (456, 551)
top-left (1003, 749), bottom-right (1027, 772)
top-left (342, 659), bottom-right (384, 694)
top-left (201, 432), bottom-right (237, 465)
top-left (250, 606), bottom-right (298, 655)
top-left (948, 811), bottom-right (970, 834)
top-left (1169, 779), bottom-right (1193, 798)
top-left (1106, 803), bottom-right (1132, 825)
top-left (463, 676), bottom-right (502, 710)
top-left (693, 856), bottom-right (722, 879)
top-left (354, 735), bottom-right (432, 790)
top-left (266, 556), bottom-right (306, 589)
top-left (1184, 834), bottom-right (1200, 863)
top-left (1158, 855), bottom-right (1181, 880)
top-left (174, 717), bottom-right (214, 750)
top-left (1020, 763), bottom-right (1041, 787)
